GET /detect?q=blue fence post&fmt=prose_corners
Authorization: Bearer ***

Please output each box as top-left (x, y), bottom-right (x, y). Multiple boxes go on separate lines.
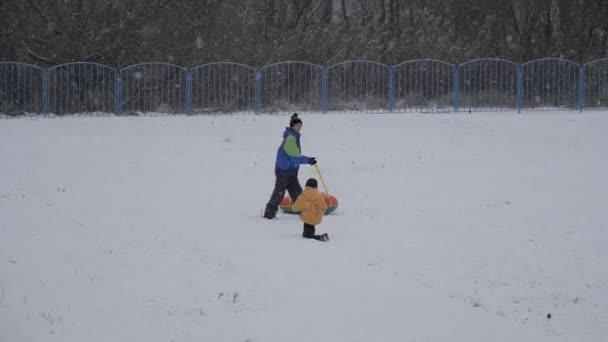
top-left (579, 65), bottom-right (585, 112)
top-left (186, 70), bottom-right (193, 114)
top-left (388, 67), bottom-right (395, 112)
top-left (517, 66), bottom-right (523, 113)
top-left (115, 71), bottom-right (122, 114)
top-left (255, 70), bottom-right (262, 114)
top-left (321, 68), bottom-right (328, 113)
top-left (42, 69), bottom-right (49, 116)
top-left (452, 65), bottom-right (459, 112)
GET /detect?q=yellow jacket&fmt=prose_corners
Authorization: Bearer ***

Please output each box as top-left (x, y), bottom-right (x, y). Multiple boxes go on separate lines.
top-left (291, 187), bottom-right (328, 225)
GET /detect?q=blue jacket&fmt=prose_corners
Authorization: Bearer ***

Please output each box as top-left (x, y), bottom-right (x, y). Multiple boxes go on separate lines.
top-left (275, 128), bottom-right (310, 176)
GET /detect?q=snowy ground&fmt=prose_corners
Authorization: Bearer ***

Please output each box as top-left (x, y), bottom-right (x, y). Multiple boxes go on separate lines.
top-left (1, 112), bottom-right (607, 342)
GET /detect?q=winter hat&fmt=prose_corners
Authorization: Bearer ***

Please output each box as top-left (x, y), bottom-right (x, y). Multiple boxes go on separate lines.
top-left (289, 113), bottom-right (302, 127)
top-left (305, 178), bottom-right (318, 188)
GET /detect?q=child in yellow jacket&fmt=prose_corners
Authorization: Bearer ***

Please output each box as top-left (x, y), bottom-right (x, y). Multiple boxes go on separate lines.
top-left (291, 178), bottom-right (329, 242)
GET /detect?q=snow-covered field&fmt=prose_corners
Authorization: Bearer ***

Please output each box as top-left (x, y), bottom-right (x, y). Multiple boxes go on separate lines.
top-left (1, 112), bottom-right (607, 342)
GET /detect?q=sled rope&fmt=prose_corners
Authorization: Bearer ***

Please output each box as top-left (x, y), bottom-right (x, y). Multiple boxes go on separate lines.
top-left (314, 164), bottom-right (329, 194)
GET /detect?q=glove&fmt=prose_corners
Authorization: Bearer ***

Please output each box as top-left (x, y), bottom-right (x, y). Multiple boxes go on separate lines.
top-left (308, 157), bottom-right (317, 165)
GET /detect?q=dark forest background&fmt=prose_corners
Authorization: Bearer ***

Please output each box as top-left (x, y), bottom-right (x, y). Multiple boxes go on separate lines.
top-left (1, 0), bottom-right (608, 67)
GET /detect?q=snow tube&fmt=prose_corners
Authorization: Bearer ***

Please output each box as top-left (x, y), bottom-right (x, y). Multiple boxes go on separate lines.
top-left (279, 193), bottom-right (339, 215)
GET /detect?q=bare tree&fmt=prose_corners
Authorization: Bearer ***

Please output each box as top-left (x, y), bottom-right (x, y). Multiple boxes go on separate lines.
top-left (1, 0), bottom-right (606, 66)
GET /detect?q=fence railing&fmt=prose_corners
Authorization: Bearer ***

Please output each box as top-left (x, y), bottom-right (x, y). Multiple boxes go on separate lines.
top-left (2, 58), bottom-right (608, 115)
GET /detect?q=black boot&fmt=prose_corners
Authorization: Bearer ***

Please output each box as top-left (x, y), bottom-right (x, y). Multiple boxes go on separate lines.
top-left (317, 233), bottom-right (330, 242)
top-left (263, 203), bottom-right (277, 219)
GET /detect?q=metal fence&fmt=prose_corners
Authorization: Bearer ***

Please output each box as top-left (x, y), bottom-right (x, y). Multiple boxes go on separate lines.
top-left (0, 62), bottom-right (44, 114)
top-left (459, 58), bottom-right (518, 112)
top-left (1, 58), bottom-right (608, 115)
top-left (584, 58), bottom-right (608, 109)
top-left (522, 58), bottom-right (581, 110)
top-left (394, 59), bottom-right (454, 112)
top-left (327, 61), bottom-right (390, 113)
top-left (259, 61), bottom-right (323, 113)
top-left (192, 63), bottom-right (256, 113)
top-left (120, 63), bottom-right (187, 114)
top-left (49, 62), bottom-right (117, 114)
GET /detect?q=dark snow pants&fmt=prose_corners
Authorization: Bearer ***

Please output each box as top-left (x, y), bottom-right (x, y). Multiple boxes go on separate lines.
top-left (264, 174), bottom-right (302, 219)
top-left (302, 223), bottom-right (323, 241)
top-left (302, 223), bottom-right (316, 238)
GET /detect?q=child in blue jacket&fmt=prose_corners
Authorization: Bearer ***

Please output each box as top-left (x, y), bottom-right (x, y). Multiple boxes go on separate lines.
top-left (263, 113), bottom-right (316, 219)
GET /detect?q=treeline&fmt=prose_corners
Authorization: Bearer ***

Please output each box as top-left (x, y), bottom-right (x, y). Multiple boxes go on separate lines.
top-left (1, 0), bottom-right (607, 67)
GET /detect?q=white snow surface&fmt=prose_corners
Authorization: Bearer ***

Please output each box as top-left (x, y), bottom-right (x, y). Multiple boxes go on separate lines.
top-left (1, 112), bottom-right (607, 342)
